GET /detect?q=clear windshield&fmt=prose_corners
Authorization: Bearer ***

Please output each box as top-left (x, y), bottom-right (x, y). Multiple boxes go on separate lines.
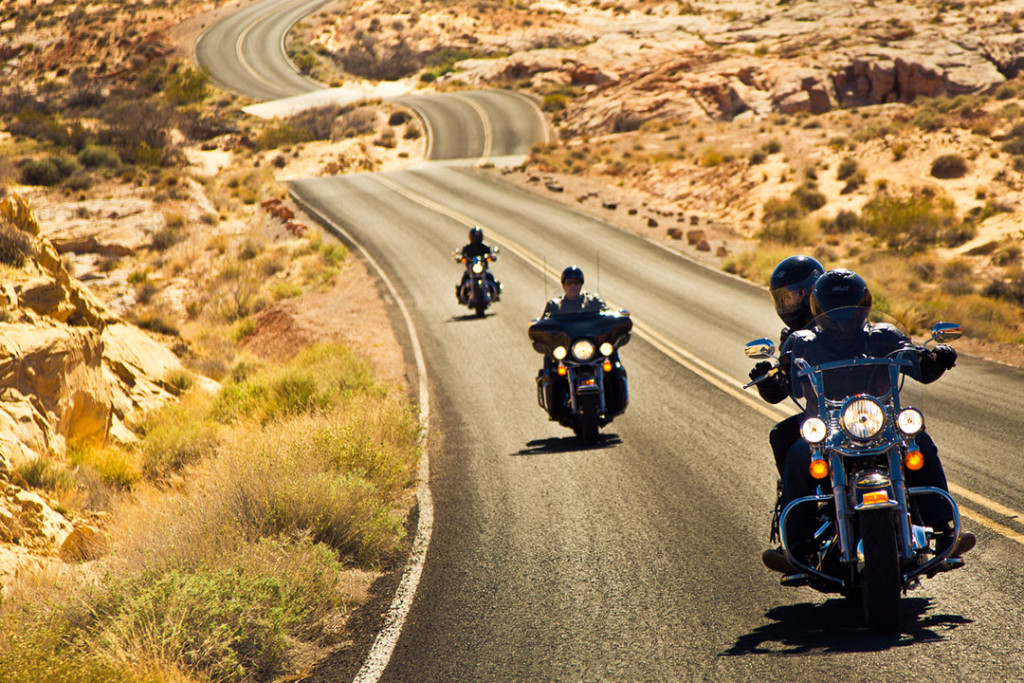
top-left (786, 308), bottom-right (923, 411)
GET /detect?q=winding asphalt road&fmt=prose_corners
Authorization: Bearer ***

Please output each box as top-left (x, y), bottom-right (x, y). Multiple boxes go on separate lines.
top-left (196, 3), bottom-right (1024, 680)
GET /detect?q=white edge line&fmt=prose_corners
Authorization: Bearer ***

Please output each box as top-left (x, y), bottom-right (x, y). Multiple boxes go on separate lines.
top-left (288, 189), bottom-right (431, 683)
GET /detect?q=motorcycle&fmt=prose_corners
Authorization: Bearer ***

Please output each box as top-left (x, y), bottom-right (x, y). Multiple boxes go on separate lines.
top-left (454, 249), bottom-right (500, 317)
top-left (529, 310), bottom-right (631, 445)
top-left (744, 314), bottom-right (965, 631)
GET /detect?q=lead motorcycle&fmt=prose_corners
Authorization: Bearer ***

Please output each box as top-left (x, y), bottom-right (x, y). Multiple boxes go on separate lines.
top-left (529, 310), bottom-right (631, 445)
top-left (744, 314), bottom-right (965, 631)
top-left (454, 249), bottom-right (500, 317)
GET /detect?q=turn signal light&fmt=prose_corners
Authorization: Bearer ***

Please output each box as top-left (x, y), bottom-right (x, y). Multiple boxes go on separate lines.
top-left (863, 491), bottom-right (890, 505)
top-left (905, 450), bottom-right (925, 471)
top-left (809, 456), bottom-right (829, 480)
top-left (557, 364), bottom-right (567, 376)
top-left (602, 360), bottom-right (613, 372)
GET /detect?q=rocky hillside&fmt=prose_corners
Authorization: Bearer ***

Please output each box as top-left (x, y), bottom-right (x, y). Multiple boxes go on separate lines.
top-left (0, 193), bottom-right (200, 576)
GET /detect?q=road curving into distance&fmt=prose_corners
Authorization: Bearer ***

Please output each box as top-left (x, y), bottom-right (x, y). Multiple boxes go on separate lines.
top-left (197, 2), bottom-right (1024, 680)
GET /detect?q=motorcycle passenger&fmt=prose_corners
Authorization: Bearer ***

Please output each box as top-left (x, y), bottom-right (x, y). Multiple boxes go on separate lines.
top-left (749, 255), bottom-right (824, 475)
top-left (456, 226), bottom-right (501, 304)
top-left (764, 269), bottom-right (974, 573)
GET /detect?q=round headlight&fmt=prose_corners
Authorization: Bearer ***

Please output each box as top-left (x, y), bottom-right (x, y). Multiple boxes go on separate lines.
top-left (599, 342), bottom-right (614, 357)
top-left (896, 408), bottom-right (924, 435)
top-left (572, 340), bottom-right (595, 361)
top-left (553, 346), bottom-right (567, 360)
top-left (841, 398), bottom-right (885, 440)
top-left (800, 417), bottom-right (827, 444)
top-left (472, 262), bottom-right (483, 274)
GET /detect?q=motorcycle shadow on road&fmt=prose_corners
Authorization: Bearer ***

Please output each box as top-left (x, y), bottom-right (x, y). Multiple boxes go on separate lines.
top-left (721, 597), bottom-right (972, 656)
top-left (513, 433), bottom-right (623, 456)
top-left (447, 313), bottom-right (496, 322)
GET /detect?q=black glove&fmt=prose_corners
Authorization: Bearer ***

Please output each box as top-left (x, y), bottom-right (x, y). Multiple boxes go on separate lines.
top-left (932, 344), bottom-right (957, 370)
top-left (748, 360), bottom-right (774, 382)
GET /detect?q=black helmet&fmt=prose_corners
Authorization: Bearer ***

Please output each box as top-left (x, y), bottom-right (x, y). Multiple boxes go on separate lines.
top-left (560, 265), bottom-right (584, 284)
top-left (769, 255), bottom-right (824, 329)
top-left (469, 226), bottom-right (483, 244)
top-left (810, 268), bottom-right (872, 334)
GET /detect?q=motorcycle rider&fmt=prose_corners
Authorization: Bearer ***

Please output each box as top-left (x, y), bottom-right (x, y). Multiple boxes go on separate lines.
top-left (455, 226), bottom-right (501, 304)
top-left (763, 268), bottom-right (975, 573)
top-left (541, 265), bottom-right (607, 318)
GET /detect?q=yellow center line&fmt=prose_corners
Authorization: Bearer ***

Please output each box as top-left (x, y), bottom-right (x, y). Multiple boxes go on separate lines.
top-left (369, 172), bottom-right (1021, 544)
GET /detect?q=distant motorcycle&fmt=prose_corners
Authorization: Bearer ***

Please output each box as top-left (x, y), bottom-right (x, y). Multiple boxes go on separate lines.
top-left (454, 250), bottom-right (500, 317)
top-left (529, 310), bottom-right (631, 444)
top-left (744, 316), bottom-right (965, 631)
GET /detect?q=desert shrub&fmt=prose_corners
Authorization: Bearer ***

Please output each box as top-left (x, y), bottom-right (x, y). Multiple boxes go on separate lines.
top-left (210, 343), bottom-right (380, 425)
top-left (762, 139), bottom-right (782, 154)
top-left (15, 456), bottom-right (75, 492)
top-left (758, 218), bottom-right (819, 245)
top-left (20, 156), bottom-right (77, 186)
top-left (99, 102), bottom-right (175, 165)
top-left (890, 141), bottom-right (908, 160)
top-left (762, 196), bottom-right (803, 223)
top-left (930, 153), bottom-right (967, 178)
top-left (748, 149), bottom-right (766, 165)
top-left (289, 105), bottom-right (343, 140)
top-left (700, 148), bottom-right (724, 166)
top-left (821, 209), bottom-right (860, 233)
top-left (984, 269), bottom-right (1024, 304)
top-left (133, 392), bottom-right (221, 480)
top-left (163, 65), bottom-right (208, 105)
top-left (67, 441), bottom-right (139, 491)
top-left (0, 222), bottom-right (36, 266)
top-left (256, 121), bottom-right (314, 150)
top-left (859, 193), bottom-right (958, 252)
top-left (912, 109), bottom-right (945, 132)
top-left (792, 183), bottom-right (826, 211)
top-left (836, 157), bottom-right (860, 181)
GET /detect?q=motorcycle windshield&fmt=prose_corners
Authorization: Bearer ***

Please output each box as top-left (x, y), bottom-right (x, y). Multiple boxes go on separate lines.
top-left (786, 308), bottom-right (923, 408)
top-left (528, 311), bottom-right (632, 356)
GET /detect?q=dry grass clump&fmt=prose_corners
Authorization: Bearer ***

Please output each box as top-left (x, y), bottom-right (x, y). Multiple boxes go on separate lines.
top-left (0, 341), bottom-right (421, 682)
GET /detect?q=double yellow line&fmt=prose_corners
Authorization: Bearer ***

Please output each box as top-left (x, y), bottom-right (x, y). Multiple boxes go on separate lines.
top-left (370, 172), bottom-right (1024, 548)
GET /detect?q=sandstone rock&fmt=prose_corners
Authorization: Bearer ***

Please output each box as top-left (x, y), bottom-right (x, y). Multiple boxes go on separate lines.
top-left (59, 524), bottom-right (105, 562)
top-left (687, 230), bottom-right (707, 245)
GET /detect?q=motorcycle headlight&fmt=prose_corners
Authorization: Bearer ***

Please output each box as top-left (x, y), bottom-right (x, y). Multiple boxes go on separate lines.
top-left (572, 340), bottom-right (595, 361)
top-left (896, 408), bottom-right (924, 435)
top-left (553, 346), bottom-right (567, 360)
top-left (472, 262), bottom-right (483, 274)
top-left (599, 342), bottom-right (614, 356)
top-left (800, 417), bottom-right (827, 444)
top-left (841, 397), bottom-right (885, 440)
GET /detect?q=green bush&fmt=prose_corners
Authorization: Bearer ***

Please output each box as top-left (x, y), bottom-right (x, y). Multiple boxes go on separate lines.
top-left (77, 145), bottom-right (121, 168)
top-left (859, 193), bottom-right (958, 252)
top-left (836, 157), bottom-right (860, 181)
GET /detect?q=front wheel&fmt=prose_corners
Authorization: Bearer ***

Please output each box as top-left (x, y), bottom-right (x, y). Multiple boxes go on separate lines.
top-left (577, 394), bottom-right (600, 445)
top-left (859, 509), bottom-right (901, 632)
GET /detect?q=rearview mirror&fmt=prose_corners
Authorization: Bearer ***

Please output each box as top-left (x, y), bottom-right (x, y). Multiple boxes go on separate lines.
top-left (744, 338), bottom-right (776, 359)
top-left (929, 322), bottom-right (962, 344)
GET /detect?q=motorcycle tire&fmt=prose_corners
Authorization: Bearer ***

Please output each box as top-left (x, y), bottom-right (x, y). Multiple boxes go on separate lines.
top-left (858, 509), bottom-right (902, 632)
top-left (474, 299), bottom-right (487, 317)
top-left (578, 394), bottom-right (600, 445)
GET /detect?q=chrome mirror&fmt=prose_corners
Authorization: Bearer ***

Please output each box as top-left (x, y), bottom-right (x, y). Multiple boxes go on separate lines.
top-left (744, 338), bottom-right (776, 359)
top-left (929, 322), bottom-right (962, 344)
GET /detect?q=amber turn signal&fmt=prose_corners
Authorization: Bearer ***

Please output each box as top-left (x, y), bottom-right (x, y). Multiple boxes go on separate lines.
top-left (809, 457), bottom-right (829, 480)
top-left (862, 491), bottom-right (890, 505)
top-left (602, 360), bottom-right (613, 372)
top-left (557, 364), bottom-right (567, 376)
top-left (904, 450), bottom-right (925, 471)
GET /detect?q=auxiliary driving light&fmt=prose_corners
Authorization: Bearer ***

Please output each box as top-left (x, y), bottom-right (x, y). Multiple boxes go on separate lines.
top-left (896, 408), bottom-right (924, 435)
top-left (809, 455), bottom-right (830, 480)
top-left (904, 449), bottom-right (925, 471)
top-left (553, 346), bottom-right (567, 360)
top-left (599, 342), bottom-right (614, 356)
top-left (800, 417), bottom-right (827, 444)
